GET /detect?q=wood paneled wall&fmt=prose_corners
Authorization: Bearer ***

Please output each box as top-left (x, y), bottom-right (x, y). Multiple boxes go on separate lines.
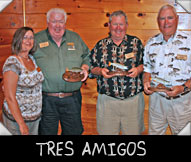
top-left (0, 0), bottom-right (190, 134)
top-left (0, 0), bottom-right (190, 74)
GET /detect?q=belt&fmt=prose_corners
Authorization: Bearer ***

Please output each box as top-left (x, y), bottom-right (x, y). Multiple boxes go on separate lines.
top-left (159, 90), bottom-right (191, 100)
top-left (43, 91), bottom-right (78, 98)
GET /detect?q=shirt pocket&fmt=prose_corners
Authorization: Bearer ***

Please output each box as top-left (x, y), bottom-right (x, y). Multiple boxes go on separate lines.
top-left (66, 50), bottom-right (83, 67)
top-left (173, 52), bottom-right (189, 75)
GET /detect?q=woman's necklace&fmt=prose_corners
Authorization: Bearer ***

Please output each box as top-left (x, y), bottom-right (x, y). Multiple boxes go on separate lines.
top-left (19, 55), bottom-right (30, 62)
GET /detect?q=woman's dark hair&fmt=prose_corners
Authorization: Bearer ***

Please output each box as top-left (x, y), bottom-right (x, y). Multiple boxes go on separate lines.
top-left (11, 26), bottom-right (37, 55)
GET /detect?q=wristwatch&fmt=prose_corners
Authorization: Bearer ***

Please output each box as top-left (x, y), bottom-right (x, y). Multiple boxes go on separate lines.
top-left (182, 84), bottom-right (189, 91)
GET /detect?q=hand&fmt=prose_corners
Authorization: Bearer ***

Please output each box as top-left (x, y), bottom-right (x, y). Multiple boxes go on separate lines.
top-left (166, 85), bottom-right (184, 97)
top-left (19, 122), bottom-right (29, 135)
top-left (81, 64), bottom-right (89, 82)
top-left (144, 81), bottom-right (154, 95)
top-left (101, 68), bottom-right (113, 79)
top-left (126, 67), bottom-right (139, 78)
top-left (80, 69), bottom-right (89, 82)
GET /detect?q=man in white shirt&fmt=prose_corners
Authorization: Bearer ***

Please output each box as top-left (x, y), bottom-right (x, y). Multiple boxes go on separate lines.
top-left (143, 4), bottom-right (191, 135)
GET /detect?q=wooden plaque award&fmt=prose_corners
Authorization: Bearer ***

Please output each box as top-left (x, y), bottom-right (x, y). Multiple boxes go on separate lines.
top-left (107, 69), bottom-right (131, 77)
top-left (148, 83), bottom-right (171, 92)
top-left (63, 68), bottom-right (84, 82)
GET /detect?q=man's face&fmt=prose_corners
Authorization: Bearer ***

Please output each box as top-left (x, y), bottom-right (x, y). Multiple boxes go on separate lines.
top-left (48, 12), bottom-right (66, 41)
top-left (109, 15), bottom-right (128, 42)
top-left (158, 8), bottom-right (179, 40)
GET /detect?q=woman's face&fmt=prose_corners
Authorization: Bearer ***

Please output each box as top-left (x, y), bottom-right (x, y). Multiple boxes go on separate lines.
top-left (21, 30), bottom-right (34, 53)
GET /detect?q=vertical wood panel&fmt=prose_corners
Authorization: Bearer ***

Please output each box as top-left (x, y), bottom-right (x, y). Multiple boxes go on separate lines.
top-left (0, 0), bottom-right (190, 135)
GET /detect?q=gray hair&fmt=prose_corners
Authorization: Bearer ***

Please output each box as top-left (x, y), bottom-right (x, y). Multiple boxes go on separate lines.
top-left (157, 4), bottom-right (177, 19)
top-left (46, 8), bottom-right (67, 23)
top-left (109, 10), bottom-right (128, 24)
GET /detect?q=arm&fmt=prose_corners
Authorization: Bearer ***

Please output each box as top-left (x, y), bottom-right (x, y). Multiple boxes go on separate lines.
top-left (3, 71), bottom-right (29, 135)
top-left (81, 64), bottom-right (89, 82)
top-left (127, 64), bottom-right (143, 78)
top-left (90, 41), bottom-right (113, 79)
top-left (143, 72), bottom-right (154, 95)
top-left (127, 38), bottom-right (144, 78)
top-left (80, 38), bottom-right (91, 82)
top-left (166, 79), bottom-right (191, 97)
top-left (142, 38), bottom-right (155, 95)
top-left (185, 79), bottom-right (191, 89)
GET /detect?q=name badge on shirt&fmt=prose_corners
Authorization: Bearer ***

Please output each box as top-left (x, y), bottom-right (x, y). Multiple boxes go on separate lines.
top-left (39, 42), bottom-right (49, 48)
top-left (125, 52), bottom-right (135, 59)
top-left (176, 54), bottom-right (187, 60)
top-left (67, 42), bottom-right (75, 50)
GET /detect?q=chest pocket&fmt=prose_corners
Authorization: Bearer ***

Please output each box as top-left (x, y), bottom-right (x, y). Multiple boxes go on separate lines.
top-left (172, 51), bottom-right (189, 75)
top-left (64, 48), bottom-right (83, 68)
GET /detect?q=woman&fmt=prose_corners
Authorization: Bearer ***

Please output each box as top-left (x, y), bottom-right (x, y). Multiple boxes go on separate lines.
top-left (2, 27), bottom-right (44, 135)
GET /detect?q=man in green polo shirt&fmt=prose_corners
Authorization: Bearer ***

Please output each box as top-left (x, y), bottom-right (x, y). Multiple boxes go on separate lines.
top-left (34, 8), bottom-right (90, 135)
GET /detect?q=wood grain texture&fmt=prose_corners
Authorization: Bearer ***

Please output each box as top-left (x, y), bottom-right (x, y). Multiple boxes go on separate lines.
top-left (0, 0), bottom-right (189, 135)
top-left (24, 0), bottom-right (179, 13)
top-left (24, 12), bottom-right (191, 30)
top-left (0, 0), bottom-right (22, 13)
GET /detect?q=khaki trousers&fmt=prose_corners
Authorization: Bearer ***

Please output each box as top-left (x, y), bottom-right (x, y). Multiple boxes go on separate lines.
top-left (149, 92), bottom-right (191, 135)
top-left (96, 93), bottom-right (145, 135)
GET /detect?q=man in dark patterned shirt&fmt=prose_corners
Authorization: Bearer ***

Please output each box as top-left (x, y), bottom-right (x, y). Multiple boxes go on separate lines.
top-left (90, 10), bottom-right (145, 135)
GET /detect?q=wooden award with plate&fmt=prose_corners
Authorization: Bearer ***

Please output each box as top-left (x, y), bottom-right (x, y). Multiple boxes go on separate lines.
top-left (107, 69), bottom-right (131, 77)
top-left (63, 68), bottom-right (84, 82)
top-left (148, 83), bottom-right (171, 92)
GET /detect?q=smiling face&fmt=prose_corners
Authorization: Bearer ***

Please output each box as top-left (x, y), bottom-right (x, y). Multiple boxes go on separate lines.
top-left (157, 7), bottom-right (179, 41)
top-left (109, 15), bottom-right (128, 44)
top-left (48, 11), bottom-right (66, 42)
top-left (21, 30), bottom-right (34, 52)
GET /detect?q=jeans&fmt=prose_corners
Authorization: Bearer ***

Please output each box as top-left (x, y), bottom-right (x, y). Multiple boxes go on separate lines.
top-left (39, 90), bottom-right (83, 135)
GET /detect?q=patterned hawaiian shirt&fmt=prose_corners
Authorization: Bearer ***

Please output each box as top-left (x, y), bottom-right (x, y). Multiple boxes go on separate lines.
top-left (90, 34), bottom-right (144, 99)
top-left (144, 30), bottom-right (191, 88)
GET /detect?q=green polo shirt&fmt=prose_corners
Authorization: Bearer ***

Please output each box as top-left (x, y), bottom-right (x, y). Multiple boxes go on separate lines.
top-left (34, 29), bottom-right (90, 93)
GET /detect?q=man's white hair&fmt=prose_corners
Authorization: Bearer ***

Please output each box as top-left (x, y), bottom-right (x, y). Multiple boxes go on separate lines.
top-left (46, 8), bottom-right (67, 23)
top-left (157, 4), bottom-right (178, 19)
